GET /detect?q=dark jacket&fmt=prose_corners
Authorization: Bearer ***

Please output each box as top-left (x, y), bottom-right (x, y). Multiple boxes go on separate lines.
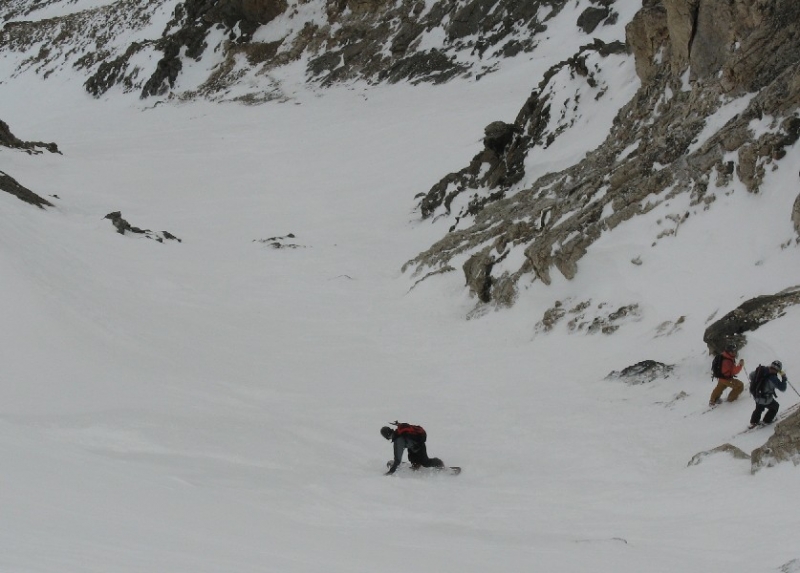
top-left (387, 434), bottom-right (423, 474)
top-left (751, 367), bottom-right (788, 405)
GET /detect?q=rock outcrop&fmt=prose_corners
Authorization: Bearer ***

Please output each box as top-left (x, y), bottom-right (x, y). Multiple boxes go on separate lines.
top-left (751, 407), bottom-right (800, 473)
top-left (4, 0), bottom-right (800, 316)
top-left (0, 171), bottom-right (54, 209)
top-left (606, 360), bottom-right (674, 385)
top-left (403, 0), bottom-right (800, 307)
top-left (104, 211), bottom-right (182, 243)
top-left (0, 0), bottom-right (596, 101)
top-left (688, 443), bottom-right (750, 467)
top-left (703, 286), bottom-right (800, 354)
top-left (0, 120), bottom-right (59, 208)
top-left (0, 119), bottom-right (59, 155)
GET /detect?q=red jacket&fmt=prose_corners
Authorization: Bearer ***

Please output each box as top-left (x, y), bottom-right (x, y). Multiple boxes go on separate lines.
top-left (720, 351), bottom-right (743, 378)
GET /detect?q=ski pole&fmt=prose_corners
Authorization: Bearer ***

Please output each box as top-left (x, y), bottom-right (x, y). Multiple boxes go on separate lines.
top-left (786, 378), bottom-right (800, 399)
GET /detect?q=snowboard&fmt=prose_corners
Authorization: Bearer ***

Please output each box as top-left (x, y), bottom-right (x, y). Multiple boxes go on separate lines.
top-left (386, 460), bottom-right (461, 475)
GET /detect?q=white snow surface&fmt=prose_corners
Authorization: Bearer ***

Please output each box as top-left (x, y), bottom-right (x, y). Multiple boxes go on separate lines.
top-left (2, 4), bottom-right (800, 573)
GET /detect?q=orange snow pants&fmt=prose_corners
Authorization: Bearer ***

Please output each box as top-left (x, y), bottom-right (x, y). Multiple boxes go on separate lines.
top-left (710, 378), bottom-right (744, 404)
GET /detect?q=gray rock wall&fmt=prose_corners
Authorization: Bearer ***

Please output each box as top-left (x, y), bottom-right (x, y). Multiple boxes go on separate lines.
top-left (404, 0), bottom-right (800, 306)
top-left (0, 0), bottom-right (572, 99)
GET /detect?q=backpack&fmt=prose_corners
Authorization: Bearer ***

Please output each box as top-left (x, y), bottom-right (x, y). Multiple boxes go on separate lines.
top-left (711, 354), bottom-right (726, 379)
top-left (749, 366), bottom-right (769, 399)
top-left (394, 423), bottom-right (427, 442)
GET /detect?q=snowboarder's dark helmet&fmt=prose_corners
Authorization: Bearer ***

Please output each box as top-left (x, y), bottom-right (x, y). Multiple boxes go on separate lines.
top-left (725, 344), bottom-right (737, 355)
top-left (380, 426), bottom-right (394, 440)
top-left (771, 360), bottom-right (783, 371)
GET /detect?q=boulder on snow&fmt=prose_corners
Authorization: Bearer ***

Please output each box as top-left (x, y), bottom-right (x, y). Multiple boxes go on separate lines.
top-left (577, 6), bottom-right (613, 35)
top-left (751, 407), bottom-right (800, 474)
top-left (688, 443), bottom-right (750, 467)
top-left (703, 286), bottom-right (800, 354)
top-left (253, 233), bottom-right (304, 249)
top-left (606, 360), bottom-right (674, 385)
top-left (104, 211), bottom-right (182, 243)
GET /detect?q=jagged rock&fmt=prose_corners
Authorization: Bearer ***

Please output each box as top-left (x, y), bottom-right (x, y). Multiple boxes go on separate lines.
top-left (688, 443), bottom-right (750, 467)
top-left (463, 250), bottom-right (494, 303)
top-left (410, 37), bottom-right (626, 222)
top-left (534, 298), bottom-right (643, 335)
top-left (736, 116), bottom-right (800, 193)
top-left (0, 119), bottom-right (60, 155)
top-left (2, 0), bottom-right (574, 100)
top-left (661, 0), bottom-right (697, 75)
top-left (703, 286), bottom-right (800, 354)
top-left (138, 0), bottom-right (289, 97)
top-left (625, 0), bottom-right (668, 83)
top-left (586, 304), bottom-right (641, 334)
top-left (606, 360), bottom-right (673, 385)
top-left (577, 6), bottom-right (612, 35)
top-left (483, 121), bottom-right (518, 156)
top-left (751, 407), bottom-right (800, 473)
top-left (538, 300), bottom-right (566, 332)
top-left (0, 120), bottom-right (58, 206)
top-left (490, 273), bottom-right (517, 307)
top-left (7, 0), bottom-right (800, 312)
top-left (104, 211), bottom-right (182, 243)
top-left (0, 171), bottom-right (53, 209)
top-left (205, 0), bottom-right (287, 30)
top-left (404, 0), bottom-right (800, 306)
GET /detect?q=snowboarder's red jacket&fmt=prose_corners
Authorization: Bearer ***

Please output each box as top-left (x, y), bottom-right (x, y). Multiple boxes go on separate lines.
top-left (719, 351), bottom-right (743, 379)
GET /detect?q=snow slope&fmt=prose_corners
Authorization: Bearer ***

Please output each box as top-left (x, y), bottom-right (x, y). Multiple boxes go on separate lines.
top-left (2, 5), bottom-right (800, 573)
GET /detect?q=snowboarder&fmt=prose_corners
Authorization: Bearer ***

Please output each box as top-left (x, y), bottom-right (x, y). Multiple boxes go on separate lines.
top-left (381, 422), bottom-right (445, 475)
top-left (748, 360), bottom-right (788, 428)
top-left (709, 345), bottom-right (745, 406)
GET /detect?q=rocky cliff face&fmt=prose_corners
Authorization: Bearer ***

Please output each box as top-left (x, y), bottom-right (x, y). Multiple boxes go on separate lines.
top-left (3, 0), bottom-right (798, 300)
top-left (0, 0), bottom-right (610, 101)
top-left (404, 0), bottom-right (800, 308)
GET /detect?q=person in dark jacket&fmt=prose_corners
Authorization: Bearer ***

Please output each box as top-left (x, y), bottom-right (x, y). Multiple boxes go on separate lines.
top-left (749, 360), bottom-right (788, 428)
top-left (381, 424), bottom-right (444, 475)
top-left (709, 345), bottom-right (745, 406)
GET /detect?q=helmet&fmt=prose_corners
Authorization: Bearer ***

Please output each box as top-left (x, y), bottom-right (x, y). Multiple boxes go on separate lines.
top-left (724, 344), bottom-right (737, 355)
top-left (770, 360), bottom-right (783, 371)
top-left (380, 426), bottom-right (394, 440)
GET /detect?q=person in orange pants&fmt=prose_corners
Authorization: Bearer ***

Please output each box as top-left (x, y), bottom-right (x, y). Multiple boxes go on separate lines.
top-left (710, 345), bottom-right (745, 406)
